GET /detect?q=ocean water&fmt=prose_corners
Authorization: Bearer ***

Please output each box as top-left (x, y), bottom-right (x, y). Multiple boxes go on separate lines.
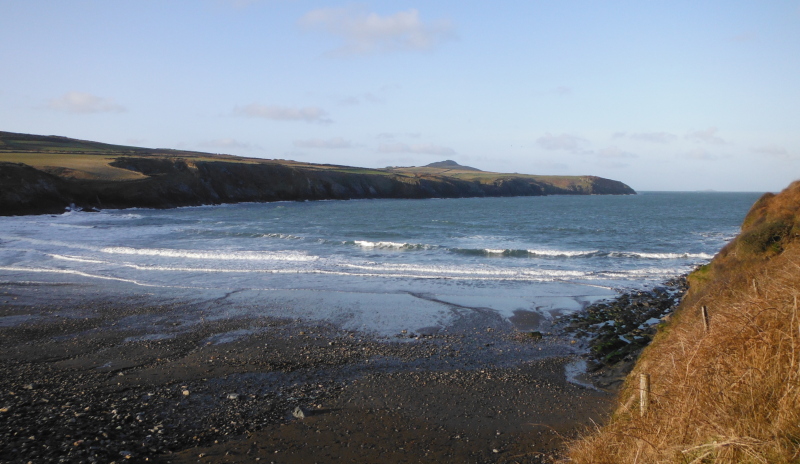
top-left (0, 192), bottom-right (762, 335)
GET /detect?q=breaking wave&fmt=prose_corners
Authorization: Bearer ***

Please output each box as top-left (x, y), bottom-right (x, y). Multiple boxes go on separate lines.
top-left (101, 247), bottom-right (318, 262)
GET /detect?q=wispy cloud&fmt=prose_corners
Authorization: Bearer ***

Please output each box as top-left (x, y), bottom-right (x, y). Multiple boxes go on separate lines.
top-left (293, 137), bottom-right (352, 149)
top-left (536, 133), bottom-right (587, 152)
top-left (686, 127), bottom-right (726, 144)
top-left (233, 104), bottom-right (332, 124)
top-left (48, 91), bottom-right (125, 114)
top-left (616, 131), bottom-right (677, 143)
top-left (299, 7), bottom-right (455, 56)
top-left (378, 142), bottom-right (455, 156)
top-left (753, 144), bottom-right (794, 159)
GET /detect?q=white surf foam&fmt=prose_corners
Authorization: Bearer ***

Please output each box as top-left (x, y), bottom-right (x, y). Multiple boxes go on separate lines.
top-left (354, 240), bottom-right (408, 249)
top-left (101, 247), bottom-right (317, 262)
top-left (49, 254), bottom-right (108, 264)
top-left (612, 251), bottom-right (713, 259)
top-left (526, 249), bottom-right (599, 257)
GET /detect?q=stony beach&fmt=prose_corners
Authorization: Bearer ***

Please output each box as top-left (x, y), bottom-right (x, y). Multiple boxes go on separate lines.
top-left (0, 281), bottom-right (614, 464)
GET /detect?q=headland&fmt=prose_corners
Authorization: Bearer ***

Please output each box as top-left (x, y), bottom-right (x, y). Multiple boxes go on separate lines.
top-left (0, 131), bottom-right (635, 216)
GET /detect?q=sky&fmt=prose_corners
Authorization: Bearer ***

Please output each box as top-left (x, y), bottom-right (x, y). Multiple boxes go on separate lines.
top-left (1, 1), bottom-right (799, 192)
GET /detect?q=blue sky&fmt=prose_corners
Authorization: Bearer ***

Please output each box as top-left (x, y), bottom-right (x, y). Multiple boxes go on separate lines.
top-left (1, 0), bottom-right (798, 191)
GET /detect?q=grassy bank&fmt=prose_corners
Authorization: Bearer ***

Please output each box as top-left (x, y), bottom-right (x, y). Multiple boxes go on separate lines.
top-left (565, 180), bottom-right (800, 463)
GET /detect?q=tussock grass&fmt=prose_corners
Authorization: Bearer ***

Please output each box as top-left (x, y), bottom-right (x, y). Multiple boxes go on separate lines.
top-left (565, 181), bottom-right (800, 464)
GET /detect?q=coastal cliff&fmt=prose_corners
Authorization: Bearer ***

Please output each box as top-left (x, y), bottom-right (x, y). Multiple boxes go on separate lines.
top-left (0, 131), bottom-right (635, 215)
top-left (566, 180), bottom-right (800, 463)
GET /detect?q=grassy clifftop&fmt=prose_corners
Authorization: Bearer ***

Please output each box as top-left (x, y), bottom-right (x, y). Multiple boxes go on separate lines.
top-left (0, 131), bottom-right (635, 215)
top-left (566, 181), bottom-right (800, 463)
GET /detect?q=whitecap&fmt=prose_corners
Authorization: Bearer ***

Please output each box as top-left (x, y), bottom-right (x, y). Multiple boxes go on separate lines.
top-left (100, 247), bottom-right (317, 262)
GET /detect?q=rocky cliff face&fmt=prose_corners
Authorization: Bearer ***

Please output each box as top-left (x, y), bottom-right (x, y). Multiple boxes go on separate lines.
top-left (0, 157), bottom-right (635, 216)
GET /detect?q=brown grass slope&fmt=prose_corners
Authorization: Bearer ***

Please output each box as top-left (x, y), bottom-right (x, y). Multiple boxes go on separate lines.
top-left (566, 180), bottom-right (800, 464)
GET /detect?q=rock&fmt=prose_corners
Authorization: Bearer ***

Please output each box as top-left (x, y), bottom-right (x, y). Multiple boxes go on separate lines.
top-left (527, 331), bottom-right (543, 340)
top-left (292, 406), bottom-right (309, 419)
top-left (226, 393), bottom-right (240, 400)
top-left (182, 390), bottom-right (190, 396)
top-left (120, 450), bottom-right (134, 459)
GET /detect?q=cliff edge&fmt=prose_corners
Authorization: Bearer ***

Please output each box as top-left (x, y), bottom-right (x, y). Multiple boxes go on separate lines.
top-left (0, 131), bottom-right (635, 215)
top-left (566, 180), bottom-right (800, 463)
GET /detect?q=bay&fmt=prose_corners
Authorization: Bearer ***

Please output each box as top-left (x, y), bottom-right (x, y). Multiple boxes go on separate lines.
top-left (0, 192), bottom-right (762, 335)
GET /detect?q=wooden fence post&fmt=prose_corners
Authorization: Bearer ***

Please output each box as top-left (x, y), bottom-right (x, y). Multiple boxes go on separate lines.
top-left (701, 306), bottom-right (710, 333)
top-left (639, 373), bottom-right (650, 417)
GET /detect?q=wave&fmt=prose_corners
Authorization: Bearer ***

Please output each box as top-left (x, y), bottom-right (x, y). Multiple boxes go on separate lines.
top-left (44, 257), bottom-right (594, 280)
top-left (0, 266), bottom-right (161, 287)
top-left (451, 247), bottom-right (712, 260)
top-left (526, 249), bottom-right (600, 258)
top-left (100, 247), bottom-right (318, 262)
top-left (608, 251), bottom-right (714, 260)
top-left (49, 254), bottom-right (108, 264)
top-left (260, 233), bottom-right (302, 240)
top-left (450, 248), bottom-right (531, 257)
top-left (351, 240), bottom-right (435, 250)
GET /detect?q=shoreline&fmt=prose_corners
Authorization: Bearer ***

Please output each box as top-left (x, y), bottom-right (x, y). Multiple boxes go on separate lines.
top-left (561, 274), bottom-right (690, 390)
top-left (0, 282), bottom-right (614, 463)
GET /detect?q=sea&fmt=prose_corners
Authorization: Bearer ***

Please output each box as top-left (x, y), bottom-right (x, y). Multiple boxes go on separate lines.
top-left (0, 192), bottom-right (762, 336)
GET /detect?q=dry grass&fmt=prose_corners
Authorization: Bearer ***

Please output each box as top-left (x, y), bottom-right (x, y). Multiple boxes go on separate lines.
top-left (565, 181), bottom-right (800, 464)
top-left (0, 152), bottom-right (146, 180)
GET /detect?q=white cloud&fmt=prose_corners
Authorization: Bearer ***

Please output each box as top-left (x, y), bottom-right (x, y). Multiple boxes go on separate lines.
top-left (686, 127), bottom-right (726, 144)
top-left (378, 142), bottom-right (455, 156)
top-left (233, 104), bottom-right (332, 124)
top-left (536, 133), bottom-right (587, 152)
top-left (299, 7), bottom-right (455, 55)
top-left (293, 137), bottom-right (352, 149)
top-left (626, 132), bottom-right (678, 143)
top-left (48, 91), bottom-right (126, 114)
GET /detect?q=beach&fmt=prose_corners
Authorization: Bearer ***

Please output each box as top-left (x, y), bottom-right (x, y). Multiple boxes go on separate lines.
top-left (0, 194), bottom-right (758, 462)
top-left (0, 281), bottom-right (612, 463)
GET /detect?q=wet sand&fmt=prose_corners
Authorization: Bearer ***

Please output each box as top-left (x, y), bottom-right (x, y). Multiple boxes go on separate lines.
top-left (0, 282), bottom-right (613, 463)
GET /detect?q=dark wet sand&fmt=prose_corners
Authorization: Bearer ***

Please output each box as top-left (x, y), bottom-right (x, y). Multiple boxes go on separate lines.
top-left (0, 282), bottom-right (613, 463)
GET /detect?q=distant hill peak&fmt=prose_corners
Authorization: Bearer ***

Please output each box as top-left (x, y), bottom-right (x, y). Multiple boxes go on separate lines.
top-left (424, 160), bottom-right (482, 171)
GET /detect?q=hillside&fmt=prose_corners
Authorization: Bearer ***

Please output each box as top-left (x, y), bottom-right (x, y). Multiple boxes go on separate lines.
top-left (0, 131), bottom-right (635, 215)
top-left (566, 180), bottom-right (800, 463)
